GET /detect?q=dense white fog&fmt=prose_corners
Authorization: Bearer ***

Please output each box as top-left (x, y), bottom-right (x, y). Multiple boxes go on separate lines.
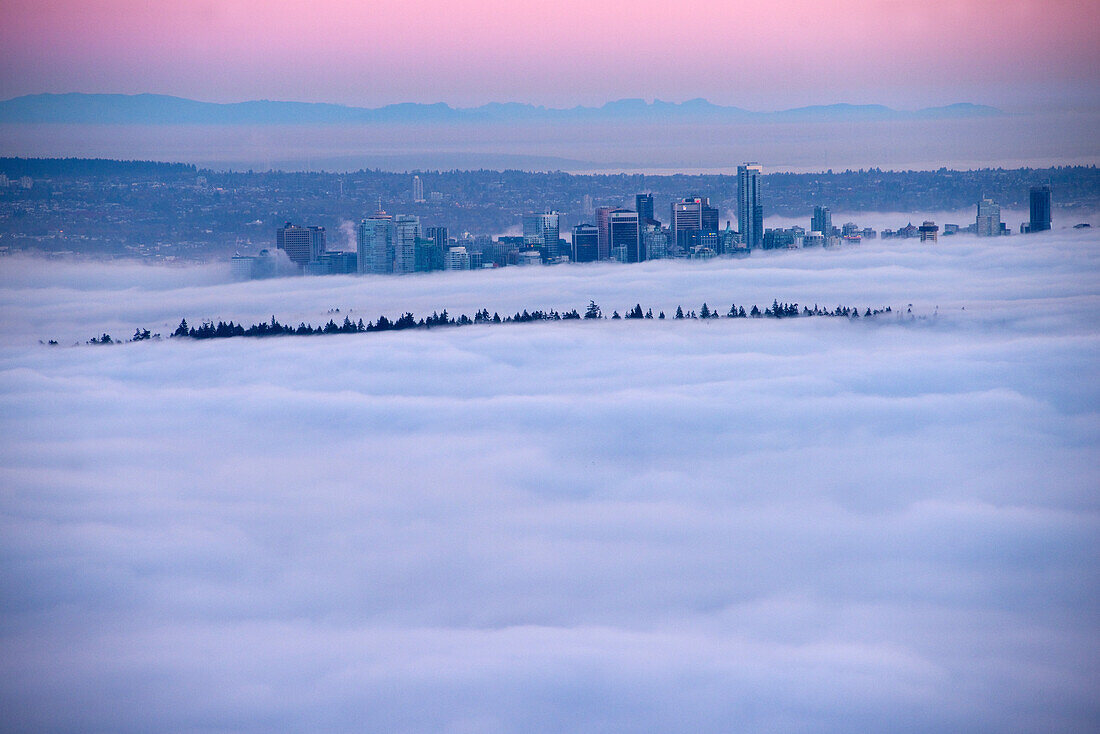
top-left (1, 232), bottom-right (1098, 732)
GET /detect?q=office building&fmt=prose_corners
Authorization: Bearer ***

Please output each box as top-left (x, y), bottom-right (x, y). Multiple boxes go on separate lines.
top-left (976, 198), bottom-right (1002, 237)
top-left (394, 215), bottom-right (421, 273)
top-left (608, 209), bottom-right (641, 263)
top-left (307, 251), bottom-right (358, 275)
top-left (595, 206), bottom-right (612, 260)
top-left (764, 228), bottom-right (799, 250)
top-left (357, 213), bottom-right (395, 274)
top-left (276, 222), bottom-right (326, 267)
top-left (523, 212), bottom-right (561, 258)
top-left (812, 206), bottom-right (832, 240)
top-left (719, 221), bottom-right (742, 253)
top-left (415, 237), bottom-right (444, 272)
top-left (670, 196), bottom-right (718, 252)
top-left (412, 175), bottom-right (424, 203)
top-left (582, 194), bottom-right (594, 216)
top-left (1029, 185), bottom-right (1052, 233)
top-left (635, 193), bottom-right (657, 226)
top-left (444, 246), bottom-right (470, 271)
top-left (738, 163), bottom-right (764, 249)
top-left (918, 221), bottom-right (939, 242)
top-left (643, 224), bottom-right (670, 260)
top-left (425, 226), bottom-right (448, 251)
top-left (572, 224), bottom-right (599, 263)
top-left (231, 254), bottom-right (256, 280)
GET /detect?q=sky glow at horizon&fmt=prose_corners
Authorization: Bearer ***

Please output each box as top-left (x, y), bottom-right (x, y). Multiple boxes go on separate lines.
top-left (1, 0), bottom-right (1098, 111)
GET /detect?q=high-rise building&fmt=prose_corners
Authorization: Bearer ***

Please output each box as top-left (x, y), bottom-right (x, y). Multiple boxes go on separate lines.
top-left (523, 212), bottom-right (561, 258)
top-left (415, 237), bottom-right (444, 272)
top-left (1029, 185), bottom-right (1052, 233)
top-left (976, 198), bottom-right (1002, 237)
top-left (572, 224), bottom-right (599, 263)
top-left (595, 206), bottom-right (613, 260)
top-left (393, 215), bottom-right (421, 273)
top-left (582, 194), bottom-right (594, 216)
top-left (701, 202), bottom-right (719, 233)
top-left (412, 175), bottom-right (425, 203)
top-left (425, 225), bottom-right (448, 250)
top-left (231, 254), bottom-right (256, 280)
top-left (635, 193), bottom-right (656, 226)
top-left (444, 246), bottom-right (470, 271)
top-left (719, 221), bottom-right (741, 253)
top-left (357, 213), bottom-right (395, 274)
top-left (918, 221), bottom-right (939, 242)
top-left (643, 224), bottom-right (670, 260)
top-left (608, 209), bottom-right (641, 263)
top-left (670, 196), bottom-right (718, 252)
top-left (276, 222), bottom-right (326, 267)
top-left (738, 163), bottom-right (764, 249)
top-left (812, 206), bottom-right (832, 240)
top-left (671, 198), bottom-right (701, 250)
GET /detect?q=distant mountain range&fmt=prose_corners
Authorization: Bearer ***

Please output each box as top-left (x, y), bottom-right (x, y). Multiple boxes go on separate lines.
top-left (0, 93), bottom-right (1006, 125)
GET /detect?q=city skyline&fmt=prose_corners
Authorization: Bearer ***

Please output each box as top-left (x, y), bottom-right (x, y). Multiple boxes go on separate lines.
top-left (1, 1), bottom-right (1097, 113)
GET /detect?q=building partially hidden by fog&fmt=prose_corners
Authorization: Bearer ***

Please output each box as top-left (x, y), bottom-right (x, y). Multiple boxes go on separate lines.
top-left (231, 248), bottom-right (282, 280)
top-left (572, 224), bottom-right (599, 263)
top-left (919, 221), bottom-right (939, 242)
top-left (670, 196), bottom-right (718, 252)
top-left (738, 163), bottom-right (764, 250)
top-left (523, 212), bottom-right (561, 259)
top-left (357, 212), bottom-right (396, 274)
top-left (595, 206), bottom-right (612, 261)
top-left (812, 206), bottom-right (832, 242)
top-left (608, 209), bottom-right (641, 263)
top-left (394, 214), bottom-right (421, 274)
top-left (276, 222), bottom-right (326, 268)
top-left (975, 198), bottom-right (1004, 237)
top-left (1026, 185), bottom-right (1052, 233)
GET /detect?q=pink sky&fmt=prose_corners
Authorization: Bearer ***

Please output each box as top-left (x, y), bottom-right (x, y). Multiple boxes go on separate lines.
top-left (2, 0), bottom-right (1097, 110)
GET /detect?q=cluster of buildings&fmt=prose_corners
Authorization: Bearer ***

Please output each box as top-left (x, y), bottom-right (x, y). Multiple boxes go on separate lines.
top-left (233, 163), bottom-right (768, 279)
top-left (230, 172), bottom-right (1057, 279)
top-left (0, 173), bottom-right (34, 189)
top-left (758, 206), bottom-right (878, 250)
top-left (878, 185), bottom-right (1053, 243)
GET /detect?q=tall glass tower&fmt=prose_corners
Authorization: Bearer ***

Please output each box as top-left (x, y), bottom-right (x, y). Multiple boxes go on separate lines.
top-left (635, 193), bottom-right (655, 225)
top-left (1029, 185), bottom-right (1052, 232)
top-left (357, 213), bottom-right (394, 274)
top-left (738, 163), bottom-right (764, 249)
top-left (812, 206), bottom-right (832, 239)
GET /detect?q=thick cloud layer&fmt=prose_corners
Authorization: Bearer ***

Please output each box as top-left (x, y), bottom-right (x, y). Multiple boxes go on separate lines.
top-left (1, 232), bottom-right (1098, 733)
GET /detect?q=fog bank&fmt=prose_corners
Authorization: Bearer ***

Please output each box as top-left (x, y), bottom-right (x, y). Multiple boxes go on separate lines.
top-left (1, 230), bottom-right (1098, 732)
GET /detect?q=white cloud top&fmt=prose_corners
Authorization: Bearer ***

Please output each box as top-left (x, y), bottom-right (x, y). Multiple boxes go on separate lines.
top-left (1, 231), bottom-right (1098, 732)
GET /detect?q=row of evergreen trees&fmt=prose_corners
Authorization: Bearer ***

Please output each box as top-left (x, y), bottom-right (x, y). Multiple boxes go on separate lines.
top-left (603, 300), bottom-right (890, 320)
top-left (83, 300), bottom-right (893, 344)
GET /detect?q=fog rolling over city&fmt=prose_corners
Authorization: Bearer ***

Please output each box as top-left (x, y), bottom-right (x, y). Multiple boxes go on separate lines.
top-left (1, 231), bottom-right (1098, 732)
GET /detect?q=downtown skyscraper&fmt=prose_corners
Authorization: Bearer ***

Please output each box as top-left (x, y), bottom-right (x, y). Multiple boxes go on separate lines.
top-left (357, 213), bottom-right (395, 274)
top-left (608, 209), bottom-right (641, 263)
top-left (276, 222), bottom-right (326, 267)
top-left (738, 163), bottom-right (763, 250)
top-left (1029, 185), bottom-right (1052, 232)
top-left (523, 212), bottom-right (561, 258)
top-left (812, 206), bottom-right (832, 238)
